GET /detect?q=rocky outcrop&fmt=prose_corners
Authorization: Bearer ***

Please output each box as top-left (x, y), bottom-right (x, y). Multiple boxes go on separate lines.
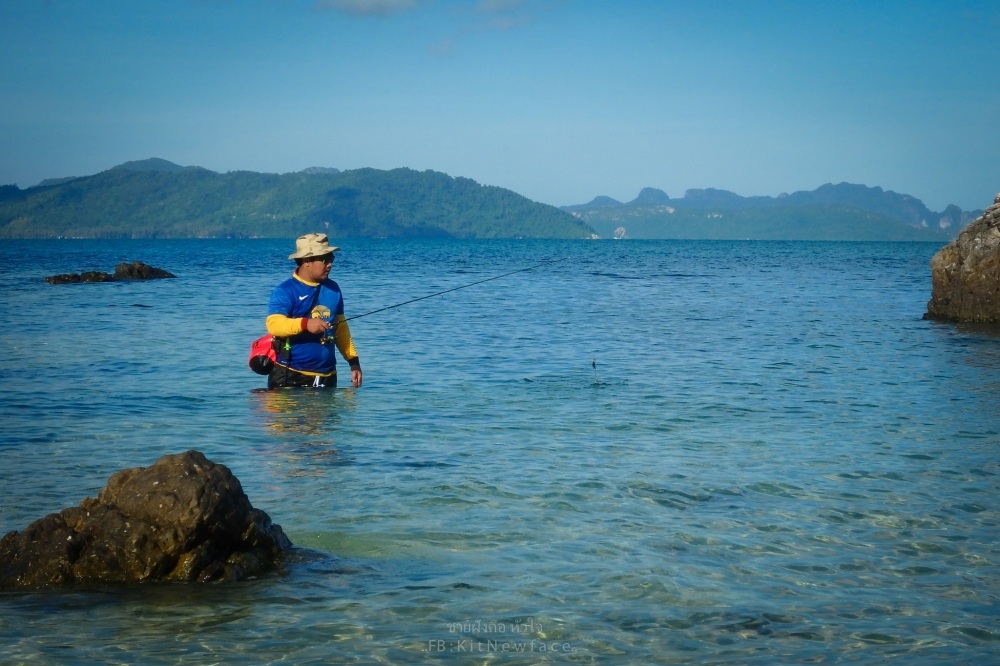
top-left (632, 187), bottom-right (671, 205)
top-left (44, 270), bottom-right (118, 284)
top-left (0, 451), bottom-right (291, 588)
top-left (925, 194), bottom-right (1000, 322)
top-left (45, 261), bottom-right (176, 284)
top-left (112, 260), bottom-right (176, 279)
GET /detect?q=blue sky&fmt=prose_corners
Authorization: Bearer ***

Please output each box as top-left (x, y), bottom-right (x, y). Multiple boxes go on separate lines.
top-left (2, 0), bottom-right (998, 211)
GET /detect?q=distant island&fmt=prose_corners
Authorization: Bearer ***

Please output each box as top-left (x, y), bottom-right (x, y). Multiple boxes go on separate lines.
top-left (561, 186), bottom-right (980, 242)
top-left (0, 158), bottom-right (591, 240)
top-left (0, 158), bottom-right (981, 241)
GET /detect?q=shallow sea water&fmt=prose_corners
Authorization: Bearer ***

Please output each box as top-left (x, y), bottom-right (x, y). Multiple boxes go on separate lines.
top-left (1, 238), bottom-right (998, 664)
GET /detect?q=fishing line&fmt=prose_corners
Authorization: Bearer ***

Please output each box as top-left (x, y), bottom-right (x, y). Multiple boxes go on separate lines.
top-left (343, 256), bottom-right (570, 323)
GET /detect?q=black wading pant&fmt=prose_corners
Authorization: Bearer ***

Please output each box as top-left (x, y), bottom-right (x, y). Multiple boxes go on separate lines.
top-left (267, 364), bottom-right (336, 389)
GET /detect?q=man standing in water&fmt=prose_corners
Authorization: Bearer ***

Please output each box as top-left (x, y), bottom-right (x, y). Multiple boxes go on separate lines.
top-left (266, 233), bottom-right (363, 389)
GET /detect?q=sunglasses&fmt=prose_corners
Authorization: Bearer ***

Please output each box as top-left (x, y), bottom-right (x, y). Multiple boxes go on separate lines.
top-left (310, 254), bottom-right (334, 264)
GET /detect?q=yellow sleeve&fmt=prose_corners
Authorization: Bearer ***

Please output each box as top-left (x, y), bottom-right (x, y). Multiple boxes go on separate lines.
top-left (266, 314), bottom-right (306, 338)
top-left (332, 314), bottom-right (360, 366)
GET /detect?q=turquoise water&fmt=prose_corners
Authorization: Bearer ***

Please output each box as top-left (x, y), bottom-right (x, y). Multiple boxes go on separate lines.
top-left (1, 238), bottom-right (998, 664)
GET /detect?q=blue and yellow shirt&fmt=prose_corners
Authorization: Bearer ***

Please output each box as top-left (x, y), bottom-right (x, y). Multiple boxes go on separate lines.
top-left (266, 273), bottom-right (359, 376)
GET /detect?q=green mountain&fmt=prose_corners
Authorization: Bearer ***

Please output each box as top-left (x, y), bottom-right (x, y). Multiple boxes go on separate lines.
top-left (3, 160), bottom-right (980, 241)
top-left (0, 160), bottom-right (595, 239)
top-left (563, 184), bottom-right (981, 241)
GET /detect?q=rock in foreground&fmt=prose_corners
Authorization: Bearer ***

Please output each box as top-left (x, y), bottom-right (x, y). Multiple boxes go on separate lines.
top-left (0, 451), bottom-right (291, 588)
top-left (45, 260), bottom-right (176, 284)
top-left (925, 194), bottom-right (1000, 323)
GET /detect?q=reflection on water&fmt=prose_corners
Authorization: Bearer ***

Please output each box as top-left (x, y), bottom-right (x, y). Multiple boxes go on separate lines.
top-left (248, 388), bottom-right (358, 478)
top-left (249, 387), bottom-right (357, 436)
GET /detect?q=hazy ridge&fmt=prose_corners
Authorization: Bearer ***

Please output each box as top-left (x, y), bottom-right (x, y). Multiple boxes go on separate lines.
top-left (562, 185), bottom-right (979, 241)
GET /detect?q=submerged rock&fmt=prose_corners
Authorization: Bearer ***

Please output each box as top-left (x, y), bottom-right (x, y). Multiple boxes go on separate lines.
top-left (44, 271), bottom-right (116, 284)
top-left (0, 451), bottom-right (291, 588)
top-left (925, 193), bottom-right (1000, 323)
top-left (44, 261), bottom-right (176, 284)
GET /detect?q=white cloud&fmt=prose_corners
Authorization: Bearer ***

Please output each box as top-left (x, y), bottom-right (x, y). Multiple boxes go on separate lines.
top-left (429, 37), bottom-right (456, 57)
top-left (476, 0), bottom-right (526, 13)
top-left (314, 0), bottom-right (419, 17)
top-left (483, 13), bottom-right (531, 31)
top-left (475, 0), bottom-right (535, 29)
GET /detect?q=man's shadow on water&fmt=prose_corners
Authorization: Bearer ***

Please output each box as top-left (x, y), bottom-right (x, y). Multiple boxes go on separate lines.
top-left (248, 387), bottom-right (359, 477)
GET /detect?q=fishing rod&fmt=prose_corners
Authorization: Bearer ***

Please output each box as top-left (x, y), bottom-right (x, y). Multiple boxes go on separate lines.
top-left (343, 256), bottom-right (569, 323)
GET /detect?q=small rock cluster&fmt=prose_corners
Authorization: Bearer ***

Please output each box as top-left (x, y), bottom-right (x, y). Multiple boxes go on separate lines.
top-left (0, 451), bottom-right (291, 588)
top-left (45, 260), bottom-right (175, 284)
top-left (925, 193), bottom-right (1000, 323)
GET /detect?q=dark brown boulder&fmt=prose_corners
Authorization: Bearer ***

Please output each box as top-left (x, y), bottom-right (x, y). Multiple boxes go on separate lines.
top-left (0, 451), bottom-right (291, 588)
top-left (925, 193), bottom-right (1000, 323)
top-left (113, 261), bottom-right (176, 280)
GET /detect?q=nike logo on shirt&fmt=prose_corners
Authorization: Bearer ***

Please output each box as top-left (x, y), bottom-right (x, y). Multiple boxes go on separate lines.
top-left (298, 295), bottom-right (309, 300)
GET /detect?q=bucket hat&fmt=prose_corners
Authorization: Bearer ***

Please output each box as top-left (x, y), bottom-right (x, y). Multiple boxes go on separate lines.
top-left (288, 233), bottom-right (341, 260)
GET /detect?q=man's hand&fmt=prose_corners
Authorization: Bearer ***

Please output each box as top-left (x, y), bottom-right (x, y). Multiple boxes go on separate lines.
top-left (304, 318), bottom-right (330, 335)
